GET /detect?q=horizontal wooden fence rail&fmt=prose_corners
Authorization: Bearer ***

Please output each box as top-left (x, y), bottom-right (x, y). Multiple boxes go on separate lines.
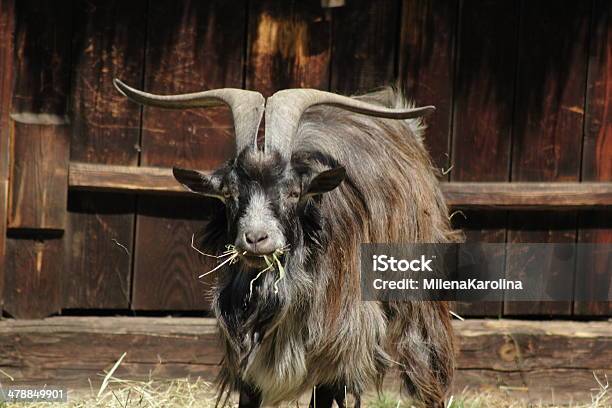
top-left (69, 162), bottom-right (185, 195)
top-left (68, 162), bottom-right (612, 210)
top-left (442, 182), bottom-right (612, 209)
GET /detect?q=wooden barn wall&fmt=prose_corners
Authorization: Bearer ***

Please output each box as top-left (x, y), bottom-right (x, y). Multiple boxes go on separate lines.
top-left (0, 0), bottom-right (609, 318)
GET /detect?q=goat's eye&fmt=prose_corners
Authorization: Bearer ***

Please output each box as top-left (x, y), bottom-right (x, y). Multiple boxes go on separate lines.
top-left (288, 190), bottom-right (300, 200)
top-left (222, 190), bottom-right (232, 199)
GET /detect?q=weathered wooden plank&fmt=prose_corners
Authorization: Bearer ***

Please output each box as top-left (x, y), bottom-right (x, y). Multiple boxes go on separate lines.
top-left (0, 317), bottom-right (221, 389)
top-left (8, 122), bottom-right (70, 230)
top-left (441, 182), bottom-right (612, 209)
top-left (69, 163), bottom-right (186, 195)
top-left (450, 0), bottom-right (519, 317)
top-left (132, 196), bottom-right (221, 311)
top-left (330, 0), bottom-right (399, 94)
top-left (63, 192), bottom-right (134, 309)
top-left (4, 238), bottom-right (63, 318)
top-left (0, 317), bottom-right (608, 404)
top-left (63, 0), bottom-right (146, 310)
top-left (0, 0), bottom-right (15, 312)
top-left (70, 0), bottom-right (145, 166)
top-left (246, 0), bottom-right (332, 96)
top-left (505, 0), bottom-right (591, 316)
top-left (456, 319), bottom-right (612, 370)
top-left (451, 0), bottom-right (517, 183)
top-left (133, 0), bottom-right (246, 311)
top-left (398, 0), bottom-right (458, 173)
top-left (575, 0), bottom-right (612, 316)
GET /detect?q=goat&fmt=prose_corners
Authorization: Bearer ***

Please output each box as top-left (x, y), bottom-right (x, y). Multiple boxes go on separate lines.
top-left (114, 80), bottom-right (460, 408)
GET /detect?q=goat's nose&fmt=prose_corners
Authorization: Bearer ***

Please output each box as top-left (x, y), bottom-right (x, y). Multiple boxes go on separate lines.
top-left (245, 230), bottom-right (269, 245)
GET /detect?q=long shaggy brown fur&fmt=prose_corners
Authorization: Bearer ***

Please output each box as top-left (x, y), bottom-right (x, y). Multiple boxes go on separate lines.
top-left (293, 88), bottom-right (461, 406)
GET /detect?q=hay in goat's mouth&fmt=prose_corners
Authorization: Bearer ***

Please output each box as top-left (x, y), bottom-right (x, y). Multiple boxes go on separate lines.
top-left (191, 234), bottom-right (288, 296)
top-left (249, 248), bottom-right (287, 297)
top-left (196, 244), bottom-right (244, 279)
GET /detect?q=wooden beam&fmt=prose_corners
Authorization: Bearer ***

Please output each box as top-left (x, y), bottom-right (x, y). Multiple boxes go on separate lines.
top-left (8, 122), bottom-right (70, 230)
top-left (0, 317), bottom-right (608, 403)
top-left (0, 316), bottom-right (221, 390)
top-left (69, 162), bottom-right (187, 195)
top-left (68, 162), bottom-right (612, 209)
top-left (441, 182), bottom-right (612, 209)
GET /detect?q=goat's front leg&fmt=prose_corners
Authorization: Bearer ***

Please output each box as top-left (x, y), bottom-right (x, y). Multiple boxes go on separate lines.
top-left (308, 385), bottom-right (336, 408)
top-left (309, 385), bottom-right (358, 408)
top-left (238, 383), bottom-right (261, 408)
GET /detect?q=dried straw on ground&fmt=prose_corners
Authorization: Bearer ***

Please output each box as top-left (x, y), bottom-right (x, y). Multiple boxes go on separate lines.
top-left (1, 354), bottom-right (608, 407)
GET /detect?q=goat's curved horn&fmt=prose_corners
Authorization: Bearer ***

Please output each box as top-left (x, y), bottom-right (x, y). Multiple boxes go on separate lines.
top-left (114, 79), bottom-right (264, 152)
top-left (264, 89), bottom-right (435, 158)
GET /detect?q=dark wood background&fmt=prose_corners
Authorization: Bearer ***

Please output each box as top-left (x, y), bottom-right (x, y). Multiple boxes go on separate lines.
top-left (0, 0), bottom-right (609, 319)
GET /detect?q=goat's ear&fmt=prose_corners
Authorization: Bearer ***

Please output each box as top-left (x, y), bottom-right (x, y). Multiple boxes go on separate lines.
top-left (172, 167), bottom-right (224, 201)
top-left (305, 166), bottom-right (346, 197)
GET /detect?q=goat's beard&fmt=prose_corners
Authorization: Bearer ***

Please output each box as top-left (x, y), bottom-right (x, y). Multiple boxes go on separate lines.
top-left (201, 205), bottom-right (328, 349)
top-left (213, 243), bottom-right (318, 339)
top-left (212, 252), bottom-right (296, 365)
